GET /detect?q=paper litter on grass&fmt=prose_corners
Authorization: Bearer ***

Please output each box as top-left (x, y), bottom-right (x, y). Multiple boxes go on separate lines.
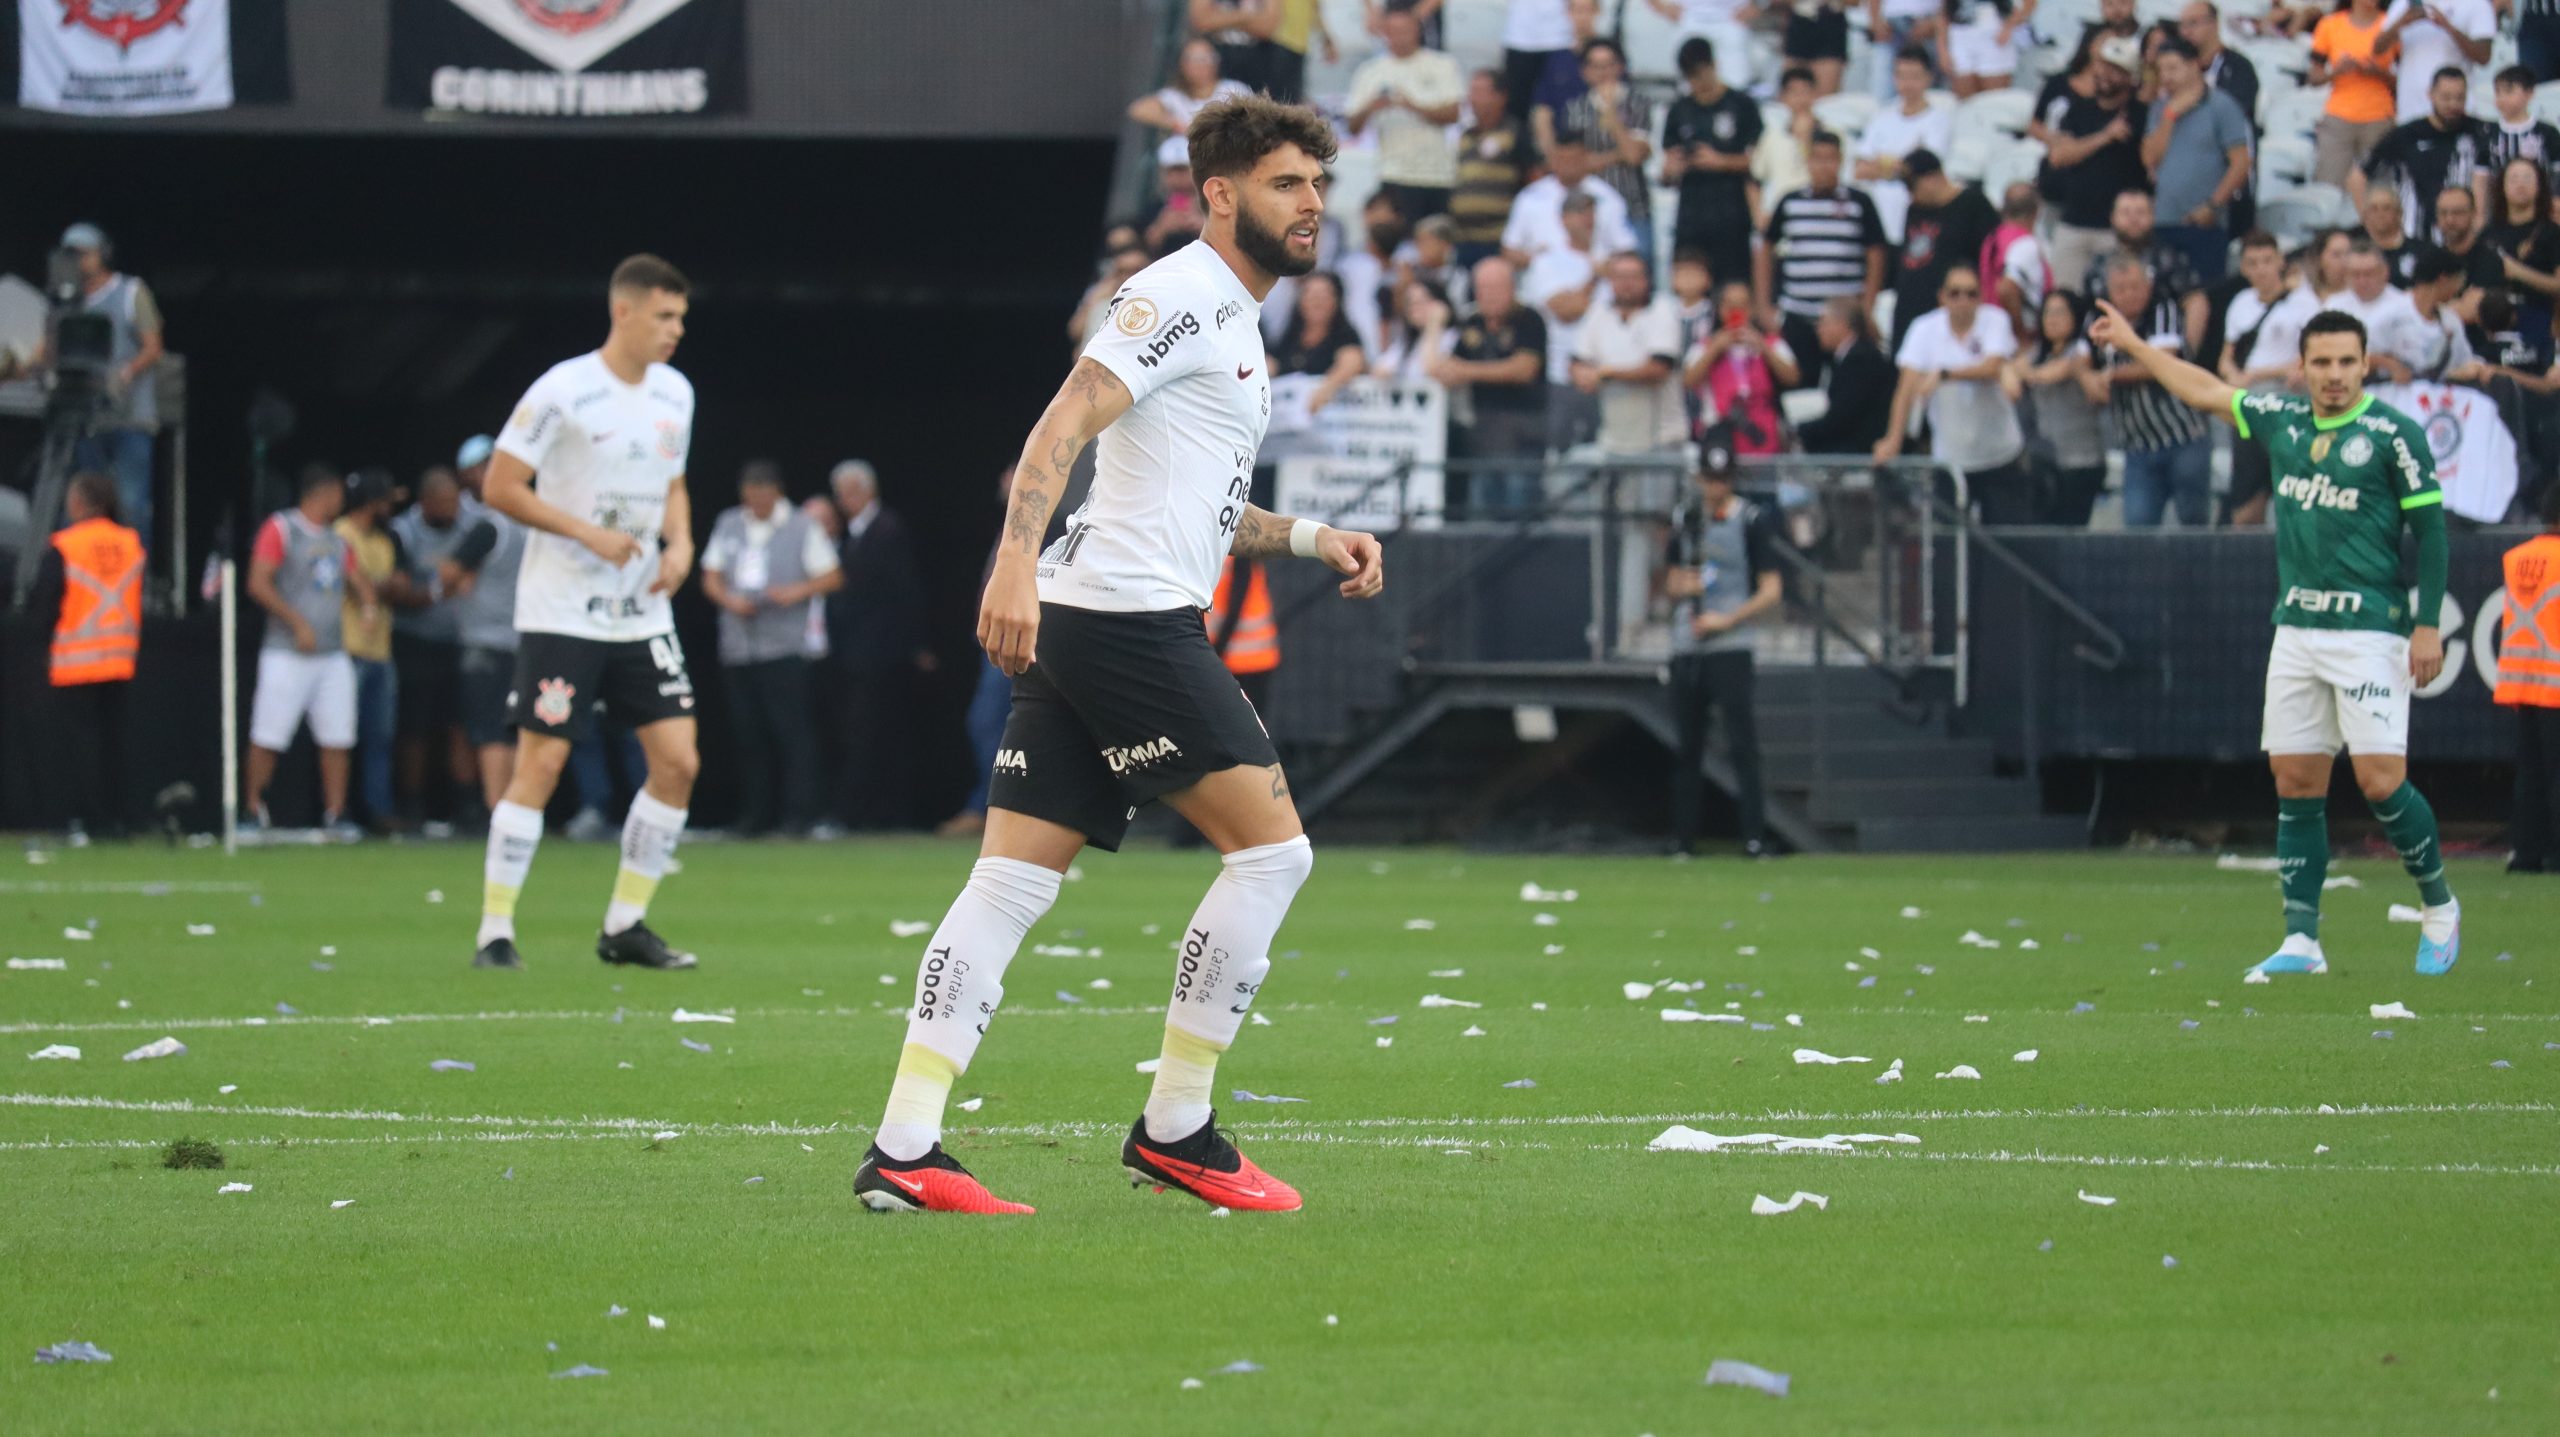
top-left (551, 1365), bottom-right (609, 1379)
top-left (1704, 1359), bottom-right (1790, 1397)
top-left (1053, 990), bottom-right (1083, 1004)
top-left (61, 928), bottom-right (90, 942)
top-left (1900, 906), bottom-right (1924, 918)
top-left (27, 1044), bottom-right (79, 1061)
top-left (678, 1038), bottom-right (713, 1054)
top-left (1089, 978), bottom-right (1112, 990)
top-left (1935, 1065), bottom-right (1982, 1080)
top-left (1214, 1359), bottom-right (1264, 1374)
top-left (1518, 882), bottom-right (1577, 903)
top-left (647, 1315), bottom-right (666, 1331)
top-left (1542, 943), bottom-right (1566, 956)
top-left (2216, 854), bottom-right (2281, 873)
top-left (1462, 1025), bottom-right (1486, 1036)
top-left (889, 920), bottom-right (932, 938)
top-left (1532, 913), bottom-right (1559, 927)
top-left (1958, 930), bottom-right (2000, 948)
top-left (1402, 919), bottom-right (1436, 930)
top-left (331, 1199), bottom-right (354, 1209)
top-left (671, 1008), bottom-right (734, 1024)
top-left (2323, 875), bottom-right (2362, 889)
top-left (1649, 1127), bottom-right (1917, 1153)
top-left (1500, 1078), bottom-right (1536, 1088)
top-left (2019, 939), bottom-right (2041, 950)
top-left (1366, 1014), bottom-right (1399, 1026)
top-left (7, 957), bottom-right (67, 970)
top-left (2371, 1001), bottom-right (2418, 1019)
top-left (1418, 994), bottom-right (1481, 1009)
top-left (1623, 981), bottom-right (1656, 1000)
top-left (34, 1341), bottom-right (113, 1364)
top-left (1751, 1191), bottom-right (1829, 1215)
top-left (1233, 1090), bottom-right (1308, 1104)
top-left (1663, 1010), bottom-right (1745, 1024)
top-left (187, 923), bottom-right (216, 936)
top-left (429, 1059), bottom-right (476, 1072)
top-left (1180, 1378), bottom-right (1204, 1390)
top-left (1875, 1064), bottom-right (1903, 1084)
top-left (1791, 1048), bottom-right (1870, 1064)
top-left (1250, 1013), bottom-right (1272, 1026)
top-left (218, 1182), bottom-right (252, 1194)
top-left (956, 1098), bottom-right (983, 1112)
top-left (2388, 904), bottom-right (2424, 923)
top-left (2013, 1049), bottom-right (2039, 1063)
top-left (2077, 1190), bottom-right (2117, 1206)
top-left (1784, 1014), bottom-right (1802, 1027)
top-left (1135, 1058), bottom-right (1162, 1074)
top-left (121, 1036), bottom-right (184, 1061)
top-left (1375, 1037), bottom-right (1394, 1048)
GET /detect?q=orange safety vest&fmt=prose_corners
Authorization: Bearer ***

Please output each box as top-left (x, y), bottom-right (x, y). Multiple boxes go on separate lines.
top-left (2495, 533), bottom-right (2560, 708)
top-left (49, 517), bottom-right (143, 687)
top-left (1205, 557), bottom-right (1280, 675)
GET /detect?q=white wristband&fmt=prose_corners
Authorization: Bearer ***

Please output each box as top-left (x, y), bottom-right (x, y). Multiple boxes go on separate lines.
top-left (1289, 518), bottom-right (1324, 558)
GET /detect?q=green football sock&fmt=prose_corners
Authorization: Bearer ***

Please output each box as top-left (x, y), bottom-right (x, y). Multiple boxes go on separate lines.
top-left (2276, 796), bottom-right (2329, 939)
top-left (2369, 781), bottom-right (2453, 907)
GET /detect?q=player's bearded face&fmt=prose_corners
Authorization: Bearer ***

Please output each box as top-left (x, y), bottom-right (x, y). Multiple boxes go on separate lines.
top-left (1232, 173), bottom-right (1323, 279)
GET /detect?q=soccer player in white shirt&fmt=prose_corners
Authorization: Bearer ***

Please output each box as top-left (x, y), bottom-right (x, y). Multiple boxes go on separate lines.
top-left (854, 96), bottom-right (1386, 1217)
top-left (470, 255), bottom-right (705, 975)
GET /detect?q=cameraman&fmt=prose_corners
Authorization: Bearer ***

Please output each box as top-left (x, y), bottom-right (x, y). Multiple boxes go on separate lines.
top-left (47, 224), bottom-right (166, 547)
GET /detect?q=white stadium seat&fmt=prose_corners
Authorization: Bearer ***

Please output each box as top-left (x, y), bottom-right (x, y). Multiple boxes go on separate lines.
top-left (1812, 91), bottom-right (1878, 137)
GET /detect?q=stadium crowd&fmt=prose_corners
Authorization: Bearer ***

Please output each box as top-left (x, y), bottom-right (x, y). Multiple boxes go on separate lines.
top-left (1113, 0), bottom-right (2560, 526)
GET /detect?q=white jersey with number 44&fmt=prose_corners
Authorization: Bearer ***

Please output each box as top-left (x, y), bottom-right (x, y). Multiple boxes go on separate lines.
top-left (495, 351), bottom-right (694, 643)
top-left (1043, 241), bottom-right (1271, 614)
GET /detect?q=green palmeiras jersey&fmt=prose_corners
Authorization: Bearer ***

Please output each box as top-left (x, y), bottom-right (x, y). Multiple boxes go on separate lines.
top-left (2230, 391), bottom-right (2444, 635)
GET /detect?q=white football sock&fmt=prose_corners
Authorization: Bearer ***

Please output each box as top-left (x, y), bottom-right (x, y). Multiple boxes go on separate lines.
top-left (477, 800), bottom-right (543, 947)
top-left (875, 856), bottom-right (1061, 1160)
top-left (2421, 896), bottom-right (2460, 945)
top-left (1147, 835), bottom-right (1312, 1142)
top-left (603, 792), bottom-right (687, 936)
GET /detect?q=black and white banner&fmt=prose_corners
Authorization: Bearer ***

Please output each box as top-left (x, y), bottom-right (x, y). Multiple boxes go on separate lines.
top-left (17, 0), bottom-right (236, 114)
top-left (387, 0), bottom-right (745, 120)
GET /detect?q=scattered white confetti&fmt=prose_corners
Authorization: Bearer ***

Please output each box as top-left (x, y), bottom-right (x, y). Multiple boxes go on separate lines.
top-left (2243, 969), bottom-right (2270, 985)
top-left (1935, 1065), bottom-right (1982, 1080)
top-left (1663, 1010), bottom-right (1744, 1024)
top-left (1135, 1058), bottom-right (1162, 1074)
top-left (1141, 923), bottom-right (1160, 935)
top-left (425, 890), bottom-right (444, 904)
top-left (2019, 939), bottom-right (2041, 951)
top-left (1233, 1089), bottom-right (1308, 1104)
top-left (1181, 1378), bottom-right (1204, 1390)
top-left (331, 1199), bottom-right (354, 1209)
top-left (2077, 1190), bottom-right (2117, 1206)
top-left (1661, 981), bottom-right (1703, 994)
top-left (1325, 1314), bottom-right (1338, 1326)
top-left (889, 920), bottom-right (932, 938)
top-left (1375, 1037), bottom-right (1394, 1049)
top-left (552, 1365), bottom-right (609, 1380)
top-left (1054, 990), bottom-right (1083, 1005)
top-left (1704, 1359), bottom-right (1790, 1398)
top-left (1844, 961), bottom-right (1862, 972)
top-left (429, 1059), bottom-right (476, 1072)
top-left (1402, 919), bottom-right (1437, 931)
top-left (218, 1182), bottom-right (252, 1194)
top-left (1518, 882), bottom-right (1578, 903)
top-left (1500, 1078), bottom-right (1536, 1088)
top-left (2370, 1001), bottom-right (2417, 1020)
top-left (1063, 865), bottom-right (1083, 882)
top-left (1210, 1207), bottom-right (1230, 1218)
top-left (801, 1144), bottom-right (815, 1152)
top-left (1915, 964), bottom-right (1935, 975)
top-left (1792, 1048), bottom-right (1870, 1064)
top-left (2491, 1059), bottom-right (2513, 1069)
top-left (1875, 1068), bottom-right (1902, 1085)
top-left (679, 1038), bottom-right (713, 1053)
top-left (121, 1036), bottom-right (184, 1061)
top-left (1532, 913), bottom-right (1559, 927)
top-left (608, 1305), bottom-right (629, 1318)
top-left (186, 924), bottom-right (216, 936)
top-left (60, 928), bottom-right (91, 942)
top-left (1428, 968), bottom-right (1465, 978)
top-left (27, 1044), bottom-right (80, 1060)
top-left (647, 1315), bottom-right (666, 1331)
top-left (2387, 904), bottom-right (2424, 924)
top-left (1963, 1015), bottom-right (1989, 1023)
top-left (1622, 981), bottom-right (1656, 1001)
top-left (1418, 994), bottom-right (1481, 1009)
top-left (1542, 943), bottom-right (1565, 955)
top-left (650, 1131), bottom-right (679, 1142)
top-left (2323, 875), bottom-right (2362, 889)
top-left (1367, 1014), bottom-right (1399, 1026)
top-left (2162, 1255), bottom-right (2179, 1269)
top-left (2314, 1144), bottom-right (2330, 1154)
top-left (2013, 1049), bottom-right (2039, 1063)
top-left (672, 1008), bottom-right (735, 1024)
top-left (1900, 906), bottom-right (1924, 918)
top-left (1249, 1012), bottom-right (1272, 1026)
top-left (218, 1084), bottom-right (237, 1093)
top-left (745, 1176), bottom-right (764, 1184)
top-left (1736, 945), bottom-right (1759, 957)
top-left (1531, 1002), bottom-right (1547, 1011)
top-left (1648, 1127), bottom-right (1919, 1154)
top-left (1750, 1191), bottom-right (1829, 1216)
top-left (1461, 1025), bottom-right (1486, 1036)
top-left (1088, 978), bottom-right (1112, 990)
top-left (1958, 930), bottom-right (2000, 948)
top-left (1783, 1014), bottom-right (1803, 1027)
top-left (879, 974), bottom-right (897, 984)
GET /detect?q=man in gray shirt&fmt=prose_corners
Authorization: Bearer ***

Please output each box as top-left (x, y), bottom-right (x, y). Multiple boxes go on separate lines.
top-left (1661, 426), bottom-right (1785, 858)
top-left (2142, 37), bottom-right (2254, 284)
top-left (389, 465), bottom-right (474, 829)
top-left (447, 434), bottom-right (529, 819)
top-left (54, 224), bottom-right (166, 549)
top-left (701, 460), bottom-right (843, 837)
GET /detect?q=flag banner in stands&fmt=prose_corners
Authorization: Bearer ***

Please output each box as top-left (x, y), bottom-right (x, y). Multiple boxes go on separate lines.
top-left (2366, 382), bottom-right (2519, 526)
top-left (1271, 377), bottom-right (1449, 532)
top-left (387, 0), bottom-right (745, 120)
top-left (16, 0), bottom-right (242, 114)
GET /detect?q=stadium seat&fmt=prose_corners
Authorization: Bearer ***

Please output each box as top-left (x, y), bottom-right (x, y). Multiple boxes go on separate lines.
top-left (2261, 86), bottom-right (2326, 143)
top-left (2534, 80), bottom-right (2560, 127)
top-left (2258, 134), bottom-right (2314, 189)
top-left (1326, 146), bottom-right (1380, 232)
top-left (1981, 137), bottom-right (2046, 199)
top-left (1812, 91), bottom-right (1878, 137)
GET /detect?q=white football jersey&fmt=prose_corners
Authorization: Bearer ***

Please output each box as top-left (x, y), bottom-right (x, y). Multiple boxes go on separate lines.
top-left (1042, 241), bottom-right (1270, 613)
top-left (494, 351), bottom-right (694, 642)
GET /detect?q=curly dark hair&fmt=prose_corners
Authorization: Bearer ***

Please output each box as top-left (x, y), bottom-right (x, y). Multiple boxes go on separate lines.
top-left (1187, 94), bottom-right (1339, 193)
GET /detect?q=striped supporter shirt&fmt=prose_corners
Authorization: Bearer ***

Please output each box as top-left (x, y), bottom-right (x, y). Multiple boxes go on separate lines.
top-left (2105, 294), bottom-right (2211, 453)
top-left (1763, 185), bottom-right (1886, 318)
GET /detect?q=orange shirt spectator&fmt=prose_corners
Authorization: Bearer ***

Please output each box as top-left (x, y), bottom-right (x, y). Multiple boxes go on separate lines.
top-left (2311, 2), bottom-right (2400, 186)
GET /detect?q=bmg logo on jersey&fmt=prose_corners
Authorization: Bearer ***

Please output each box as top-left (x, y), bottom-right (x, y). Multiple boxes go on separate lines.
top-left (1102, 736), bottom-right (1183, 773)
top-left (1133, 311), bottom-right (1202, 369)
top-left (2277, 473), bottom-right (2362, 511)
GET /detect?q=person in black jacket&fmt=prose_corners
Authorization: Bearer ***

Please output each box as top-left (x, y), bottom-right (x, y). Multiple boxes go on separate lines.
top-left (824, 460), bottom-right (935, 830)
top-left (1794, 296), bottom-right (1894, 453)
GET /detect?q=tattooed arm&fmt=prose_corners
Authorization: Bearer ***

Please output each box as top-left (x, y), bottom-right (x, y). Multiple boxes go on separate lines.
top-left (1229, 504), bottom-right (1387, 600)
top-left (979, 357), bottom-right (1134, 675)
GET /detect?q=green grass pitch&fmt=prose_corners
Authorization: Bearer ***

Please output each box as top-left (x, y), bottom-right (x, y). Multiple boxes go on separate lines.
top-left (1, 839), bottom-right (2554, 1433)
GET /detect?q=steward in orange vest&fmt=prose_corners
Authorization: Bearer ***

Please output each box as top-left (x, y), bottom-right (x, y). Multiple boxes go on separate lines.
top-left (2499, 484), bottom-right (2560, 873)
top-left (1205, 555), bottom-right (1281, 703)
top-left (34, 473), bottom-right (143, 839)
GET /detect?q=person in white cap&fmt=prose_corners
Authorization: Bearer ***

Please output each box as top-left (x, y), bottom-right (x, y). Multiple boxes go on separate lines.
top-left (2040, 36), bottom-right (2151, 293)
top-left (48, 223), bottom-right (165, 550)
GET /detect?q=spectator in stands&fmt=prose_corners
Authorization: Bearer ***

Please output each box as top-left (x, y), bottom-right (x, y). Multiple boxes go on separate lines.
top-left (1796, 295), bottom-right (1895, 452)
top-left (825, 460), bottom-right (932, 832)
top-left (1500, 0), bottom-right (1582, 119)
top-left (1982, 182), bottom-right (2053, 341)
top-left (1939, 0), bottom-right (2027, 97)
top-left (1855, 47), bottom-right (1953, 243)
top-left (1546, 38), bottom-right (1655, 268)
top-left (2219, 231), bottom-right (2317, 524)
top-left (50, 224), bottom-right (164, 551)
top-left (2488, 66), bottom-right (2560, 182)
top-left (1129, 38), bottom-right (1250, 137)
top-left (1661, 38), bottom-right (1765, 295)
top-left (1758, 130), bottom-right (1889, 387)
top-left (1686, 280), bottom-right (1800, 453)
top-left (1348, 7), bottom-right (1465, 222)
top-left (1648, 0), bottom-right (1758, 89)
top-left (1784, 0), bottom-right (1853, 95)
top-left (2065, 0), bottom-right (2139, 71)
top-left (2386, 0), bottom-right (2492, 125)
top-left (448, 440), bottom-right (526, 822)
top-left (2179, 2), bottom-right (2260, 235)
top-left (1188, 0), bottom-right (1273, 92)
top-left (1868, 0), bottom-right (1945, 102)
top-left (2143, 37), bottom-right (2254, 284)
top-left (1432, 256), bottom-right (1551, 515)
top-left (1340, 193), bottom-right (1408, 354)
top-left (2430, 185), bottom-right (2507, 298)
top-left (34, 472), bottom-right (142, 842)
top-left (389, 465), bottom-right (474, 831)
top-left (2354, 68), bottom-right (2492, 239)
top-left (2523, 2), bottom-right (2560, 89)
top-left (1504, 137), bottom-right (1639, 264)
top-left (2327, 238), bottom-right (2425, 381)
top-left (2013, 289), bottom-right (2113, 525)
top-left (1670, 251), bottom-right (1717, 437)
top-left (1271, 271), bottom-right (1369, 416)
top-left (2495, 485), bottom-right (2560, 870)
top-left (2099, 255), bottom-right (2215, 526)
top-left (703, 461), bottom-right (843, 838)
top-left (2361, 186), bottom-right (2424, 286)
top-left (1144, 138), bottom-right (1207, 255)
top-left (1892, 149), bottom-right (1999, 351)
top-left (2041, 36), bottom-right (2147, 293)
top-left (1662, 425), bottom-right (1781, 857)
top-left (2087, 189), bottom-right (2208, 342)
top-left (1451, 69), bottom-right (1539, 266)
top-left (1574, 253), bottom-right (1690, 454)
top-left (1879, 264), bottom-right (2034, 522)
top-left (1750, 67), bottom-right (1823, 230)
top-left (2310, 0), bottom-right (2399, 188)
top-left (2399, 246), bottom-right (2484, 377)
top-left (2489, 155), bottom-right (2560, 350)
top-left (1373, 277), bottom-right (1455, 382)
top-left (243, 466), bottom-right (378, 838)
top-left (335, 469), bottom-right (414, 832)
top-left (1407, 215), bottom-right (1472, 310)
top-left (1265, 0), bottom-right (1336, 101)
top-left (1526, 193), bottom-right (1607, 450)
top-left (1070, 243), bottom-right (1154, 350)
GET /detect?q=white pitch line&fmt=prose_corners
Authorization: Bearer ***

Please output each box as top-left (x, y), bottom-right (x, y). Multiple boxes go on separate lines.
top-left (0, 1001), bottom-right (1350, 1038)
top-left (0, 880), bottom-right (261, 894)
top-left (1852, 1146), bottom-right (2560, 1180)
top-left (0, 1092), bottom-right (844, 1137)
top-left (0, 1129), bottom-right (1543, 1155)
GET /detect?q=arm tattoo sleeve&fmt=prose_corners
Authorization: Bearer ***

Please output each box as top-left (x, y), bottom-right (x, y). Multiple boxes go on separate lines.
top-left (1002, 359), bottom-right (1128, 558)
top-left (1230, 503), bottom-right (1299, 557)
